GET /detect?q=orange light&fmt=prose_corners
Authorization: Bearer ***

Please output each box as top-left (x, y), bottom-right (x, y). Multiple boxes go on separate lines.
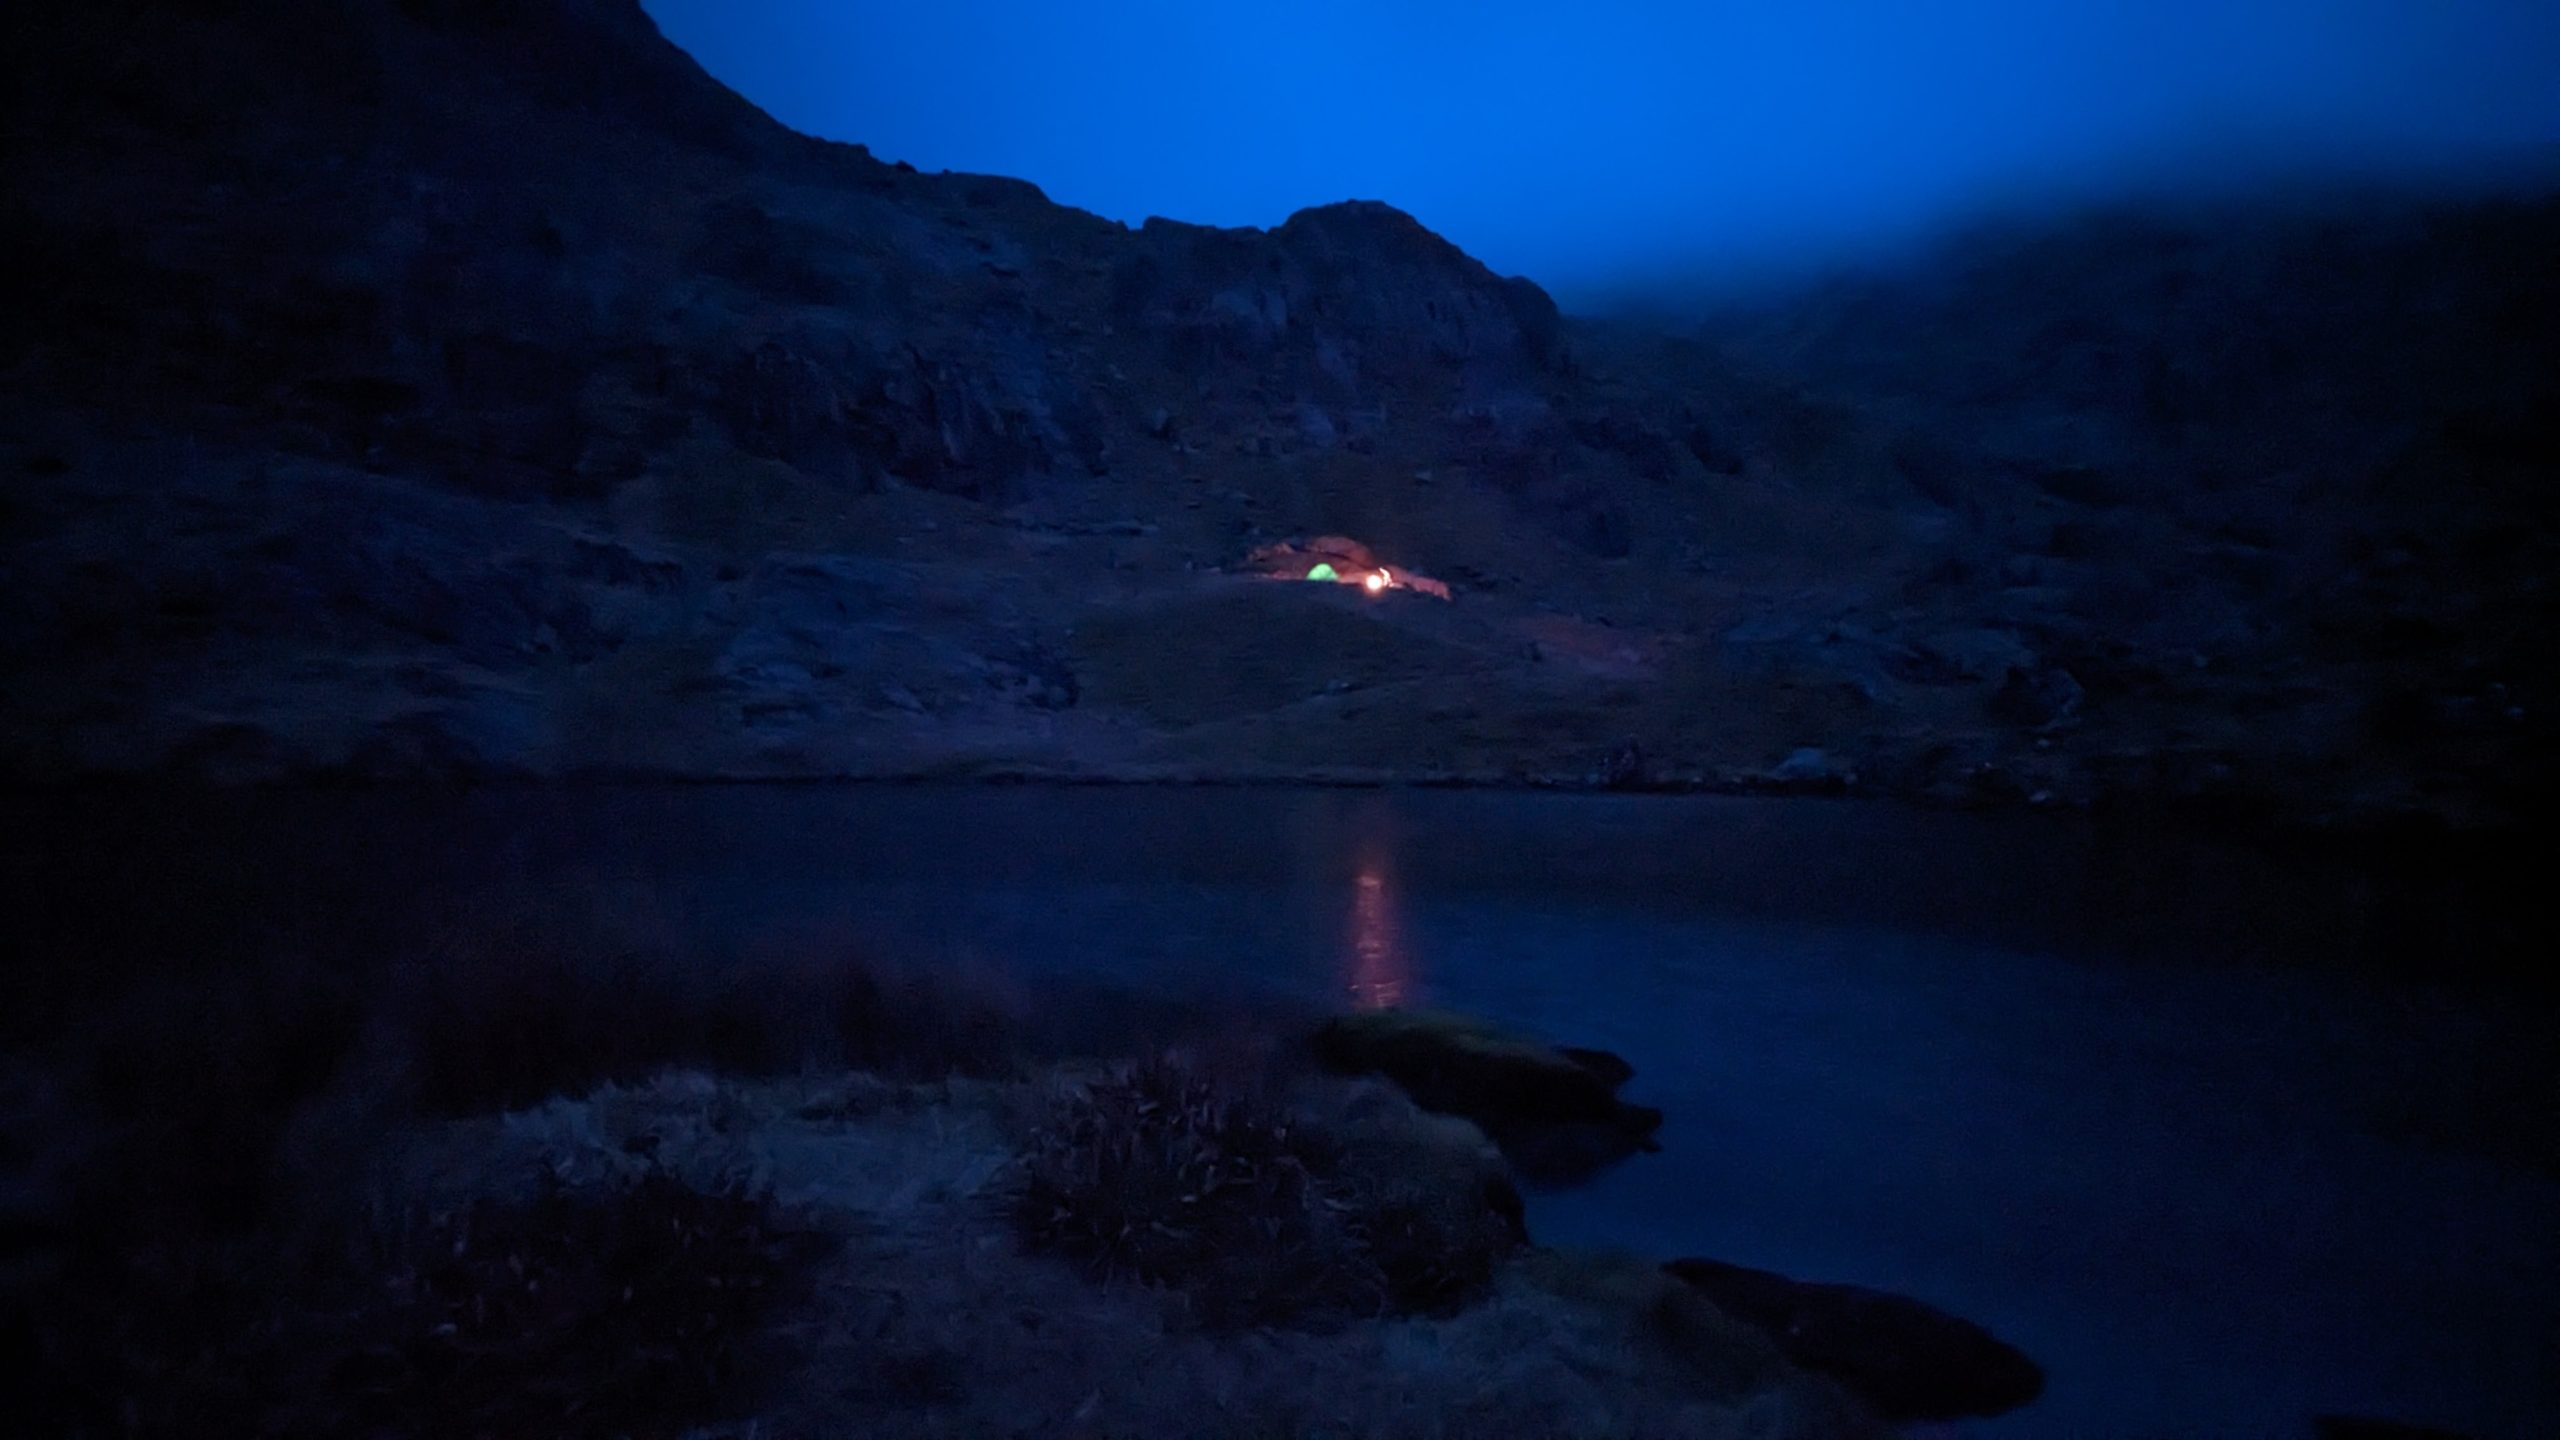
top-left (1364, 572), bottom-right (1387, 593)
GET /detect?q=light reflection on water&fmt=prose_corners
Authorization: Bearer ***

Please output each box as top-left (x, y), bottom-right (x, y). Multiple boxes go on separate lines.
top-left (1345, 843), bottom-right (1411, 1010)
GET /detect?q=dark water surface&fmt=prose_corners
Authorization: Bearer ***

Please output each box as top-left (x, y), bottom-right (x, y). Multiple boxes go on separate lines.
top-left (9, 785), bottom-right (2555, 1438)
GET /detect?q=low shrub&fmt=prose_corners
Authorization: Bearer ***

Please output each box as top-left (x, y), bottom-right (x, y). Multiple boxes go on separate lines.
top-left (1015, 1054), bottom-right (1519, 1329)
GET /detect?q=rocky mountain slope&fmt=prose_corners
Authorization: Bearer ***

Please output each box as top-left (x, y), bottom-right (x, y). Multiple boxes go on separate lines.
top-left (1693, 192), bottom-right (2560, 824)
top-left (4, 0), bottom-right (2553, 827)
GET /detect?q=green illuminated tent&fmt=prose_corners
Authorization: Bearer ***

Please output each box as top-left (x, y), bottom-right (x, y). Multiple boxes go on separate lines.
top-left (1305, 562), bottom-right (1339, 582)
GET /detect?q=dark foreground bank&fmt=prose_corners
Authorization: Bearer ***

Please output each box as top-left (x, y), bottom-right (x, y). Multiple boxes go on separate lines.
top-left (4, 785), bottom-right (2554, 1437)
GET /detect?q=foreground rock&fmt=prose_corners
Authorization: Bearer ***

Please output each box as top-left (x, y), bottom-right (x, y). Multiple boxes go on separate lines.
top-left (1664, 1256), bottom-right (2046, 1423)
top-left (1311, 1010), bottom-right (1662, 1184)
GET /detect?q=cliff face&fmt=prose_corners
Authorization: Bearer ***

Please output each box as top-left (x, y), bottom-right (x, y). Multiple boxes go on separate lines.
top-left (3, 0), bottom-right (2552, 825)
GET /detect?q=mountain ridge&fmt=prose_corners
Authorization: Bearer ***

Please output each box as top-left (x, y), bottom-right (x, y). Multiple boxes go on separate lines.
top-left (4, 0), bottom-right (2553, 829)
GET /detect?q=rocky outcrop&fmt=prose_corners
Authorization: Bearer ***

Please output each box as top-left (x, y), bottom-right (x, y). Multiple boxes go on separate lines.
top-left (1311, 1012), bottom-right (1661, 1184)
top-left (1120, 203), bottom-right (1565, 388)
top-left (1663, 1256), bottom-right (2046, 1423)
top-left (1695, 191), bottom-right (2560, 828)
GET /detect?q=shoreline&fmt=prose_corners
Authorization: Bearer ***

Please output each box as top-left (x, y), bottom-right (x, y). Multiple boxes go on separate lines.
top-left (5, 759), bottom-right (2543, 844)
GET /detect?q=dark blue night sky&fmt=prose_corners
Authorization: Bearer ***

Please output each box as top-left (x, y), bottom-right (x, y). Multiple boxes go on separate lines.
top-left (641, 0), bottom-right (2560, 299)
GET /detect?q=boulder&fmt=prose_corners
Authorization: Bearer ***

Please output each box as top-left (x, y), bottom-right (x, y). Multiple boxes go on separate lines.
top-left (1556, 1045), bottom-right (1635, 1089)
top-left (1494, 1120), bottom-right (1667, 1187)
top-left (1520, 1251), bottom-right (1887, 1433)
top-left (1313, 1011), bottom-right (1633, 1124)
top-left (1311, 1011), bottom-right (1660, 1184)
top-left (1663, 1257), bottom-right (2045, 1423)
top-left (1769, 747), bottom-right (1852, 789)
top-left (1992, 665), bottom-right (2086, 729)
top-left (1911, 626), bottom-right (2037, 684)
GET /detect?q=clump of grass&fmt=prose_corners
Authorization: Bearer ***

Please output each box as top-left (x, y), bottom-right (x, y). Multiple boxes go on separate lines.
top-left (16, 1165), bottom-right (830, 1440)
top-left (315, 1168), bottom-right (833, 1439)
top-left (1014, 1054), bottom-right (1520, 1329)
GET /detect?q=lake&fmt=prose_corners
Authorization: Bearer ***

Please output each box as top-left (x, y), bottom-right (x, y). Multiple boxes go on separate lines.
top-left (8, 785), bottom-right (2554, 1438)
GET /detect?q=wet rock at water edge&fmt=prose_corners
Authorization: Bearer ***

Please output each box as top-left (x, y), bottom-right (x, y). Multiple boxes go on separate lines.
top-left (1555, 1045), bottom-right (1634, 1089)
top-left (1312, 1011), bottom-right (1662, 1184)
top-left (1663, 1256), bottom-right (2045, 1423)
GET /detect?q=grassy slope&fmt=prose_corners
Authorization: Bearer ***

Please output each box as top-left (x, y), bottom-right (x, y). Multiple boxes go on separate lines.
top-left (448, 1070), bottom-right (1877, 1440)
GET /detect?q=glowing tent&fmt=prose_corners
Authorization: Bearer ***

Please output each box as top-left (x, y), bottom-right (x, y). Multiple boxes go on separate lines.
top-left (1253, 538), bottom-right (1450, 599)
